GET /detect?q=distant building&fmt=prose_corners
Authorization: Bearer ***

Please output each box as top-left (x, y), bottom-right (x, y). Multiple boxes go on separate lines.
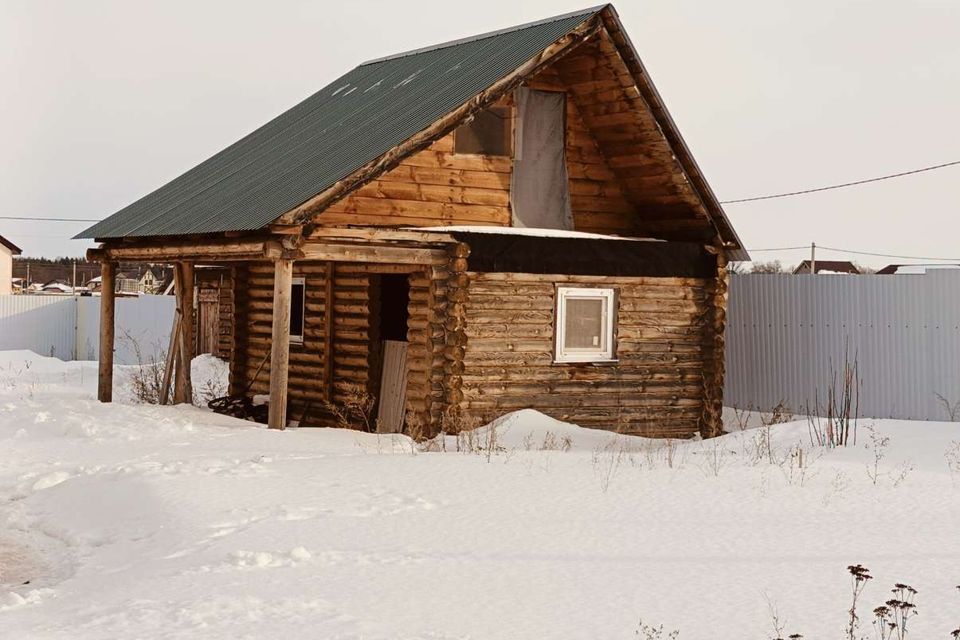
top-left (876, 264), bottom-right (960, 275)
top-left (793, 260), bottom-right (860, 275)
top-left (137, 266), bottom-right (168, 293)
top-left (39, 281), bottom-right (75, 294)
top-left (1, 234), bottom-right (22, 295)
top-left (86, 272), bottom-right (140, 294)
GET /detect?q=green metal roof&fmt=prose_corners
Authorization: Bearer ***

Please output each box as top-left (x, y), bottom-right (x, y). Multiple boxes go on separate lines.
top-left (77, 7), bottom-right (603, 240)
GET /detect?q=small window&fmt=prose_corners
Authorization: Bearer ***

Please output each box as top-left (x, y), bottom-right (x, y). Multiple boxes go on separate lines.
top-left (454, 106), bottom-right (512, 156)
top-left (290, 277), bottom-right (305, 344)
top-left (554, 287), bottom-right (617, 363)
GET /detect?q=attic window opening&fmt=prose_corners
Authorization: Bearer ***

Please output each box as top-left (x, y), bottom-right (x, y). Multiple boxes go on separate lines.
top-left (454, 106), bottom-right (512, 156)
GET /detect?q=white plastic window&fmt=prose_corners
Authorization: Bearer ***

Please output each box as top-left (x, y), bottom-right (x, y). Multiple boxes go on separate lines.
top-left (554, 287), bottom-right (616, 363)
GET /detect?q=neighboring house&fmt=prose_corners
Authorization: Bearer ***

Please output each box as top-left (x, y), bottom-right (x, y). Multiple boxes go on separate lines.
top-left (79, 5), bottom-right (747, 438)
top-left (137, 265), bottom-right (170, 293)
top-left (0, 234), bottom-right (22, 295)
top-left (793, 260), bottom-right (860, 275)
top-left (138, 267), bottom-right (160, 293)
top-left (87, 273), bottom-right (140, 294)
top-left (876, 264), bottom-right (960, 275)
top-left (39, 281), bottom-right (75, 294)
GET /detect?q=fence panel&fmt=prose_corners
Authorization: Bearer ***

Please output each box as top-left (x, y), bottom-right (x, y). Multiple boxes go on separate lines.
top-left (0, 296), bottom-right (77, 359)
top-left (77, 296), bottom-right (176, 364)
top-left (0, 295), bottom-right (176, 365)
top-left (724, 272), bottom-right (960, 421)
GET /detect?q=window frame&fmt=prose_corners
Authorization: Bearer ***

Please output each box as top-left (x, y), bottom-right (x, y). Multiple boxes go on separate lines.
top-left (452, 105), bottom-right (514, 157)
top-left (553, 286), bottom-right (618, 364)
top-left (289, 277), bottom-right (305, 345)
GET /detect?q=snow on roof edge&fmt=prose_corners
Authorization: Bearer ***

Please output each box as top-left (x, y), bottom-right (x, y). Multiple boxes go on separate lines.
top-left (408, 226), bottom-right (663, 242)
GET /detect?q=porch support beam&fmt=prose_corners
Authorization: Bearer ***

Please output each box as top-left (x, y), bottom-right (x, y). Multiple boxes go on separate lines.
top-left (268, 258), bottom-right (294, 429)
top-left (88, 239), bottom-right (267, 263)
top-left (172, 262), bottom-right (195, 403)
top-left (97, 261), bottom-right (116, 402)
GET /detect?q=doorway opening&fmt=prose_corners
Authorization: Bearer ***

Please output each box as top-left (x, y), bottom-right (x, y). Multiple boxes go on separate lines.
top-left (374, 274), bottom-right (411, 433)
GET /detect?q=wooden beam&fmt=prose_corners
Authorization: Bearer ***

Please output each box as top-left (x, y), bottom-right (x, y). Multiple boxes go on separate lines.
top-left (96, 239), bottom-right (267, 263)
top-left (97, 261), bottom-right (116, 402)
top-left (268, 259), bottom-right (294, 429)
top-left (180, 261), bottom-right (195, 402)
top-left (298, 242), bottom-right (450, 265)
top-left (172, 266), bottom-right (187, 403)
top-left (307, 227), bottom-right (457, 245)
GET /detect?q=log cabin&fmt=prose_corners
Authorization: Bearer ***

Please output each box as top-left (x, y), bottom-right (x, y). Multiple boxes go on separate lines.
top-left (78, 5), bottom-right (748, 438)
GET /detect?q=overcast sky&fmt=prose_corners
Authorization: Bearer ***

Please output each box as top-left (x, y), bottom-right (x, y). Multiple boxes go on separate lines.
top-left (3, 0), bottom-right (959, 267)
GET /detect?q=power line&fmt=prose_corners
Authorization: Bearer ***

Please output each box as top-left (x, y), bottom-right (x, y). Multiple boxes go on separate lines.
top-left (816, 245), bottom-right (960, 262)
top-left (744, 243), bottom-right (960, 262)
top-left (743, 245), bottom-right (808, 252)
top-left (0, 216), bottom-right (99, 222)
top-left (720, 159), bottom-right (960, 204)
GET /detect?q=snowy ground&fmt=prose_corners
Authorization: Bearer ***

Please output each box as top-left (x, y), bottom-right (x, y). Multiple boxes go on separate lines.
top-left (1, 350), bottom-right (959, 639)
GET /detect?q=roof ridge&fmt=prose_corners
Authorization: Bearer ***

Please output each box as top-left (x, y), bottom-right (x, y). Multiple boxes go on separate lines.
top-left (359, 5), bottom-right (606, 67)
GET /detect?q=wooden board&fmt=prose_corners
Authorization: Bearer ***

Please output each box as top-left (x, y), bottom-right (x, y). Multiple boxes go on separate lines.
top-left (376, 340), bottom-right (409, 433)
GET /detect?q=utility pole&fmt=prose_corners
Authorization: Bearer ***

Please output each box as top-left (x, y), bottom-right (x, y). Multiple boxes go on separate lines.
top-left (72, 260), bottom-right (77, 293)
top-left (25, 262), bottom-right (30, 290)
top-left (810, 242), bottom-right (817, 275)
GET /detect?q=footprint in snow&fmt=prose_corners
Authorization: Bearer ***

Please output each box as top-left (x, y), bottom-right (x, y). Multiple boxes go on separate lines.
top-left (230, 547), bottom-right (312, 569)
top-left (31, 471), bottom-right (71, 491)
top-left (354, 491), bottom-right (438, 517)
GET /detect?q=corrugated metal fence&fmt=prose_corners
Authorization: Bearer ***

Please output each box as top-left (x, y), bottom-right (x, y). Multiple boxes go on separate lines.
top-left (0, 295), bottom-right (175, 365)
top-left (724, 271), bottom-right (960, 420)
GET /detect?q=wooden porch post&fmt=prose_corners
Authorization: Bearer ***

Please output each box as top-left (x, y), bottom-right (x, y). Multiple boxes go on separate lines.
top-left (97, 261), bottom-right (116, 402)
top-left (268, 258), bottom-right (293, 429)
top-left (173, 262), bottom-right (195, 404)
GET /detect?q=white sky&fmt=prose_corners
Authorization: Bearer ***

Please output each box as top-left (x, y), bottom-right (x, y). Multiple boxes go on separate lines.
top-left (2, 0), bottom-right (959, 268)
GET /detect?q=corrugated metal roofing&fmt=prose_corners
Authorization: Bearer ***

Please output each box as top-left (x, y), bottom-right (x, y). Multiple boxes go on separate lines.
top-left (76, 7), bottom-right (602, 240)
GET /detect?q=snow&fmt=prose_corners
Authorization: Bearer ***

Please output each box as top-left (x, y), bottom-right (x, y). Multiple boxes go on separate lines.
top-left (409, 225), bottom-right (661, 242)
top-left (892, 264), bottom-right (960, 275)
top-left (1, 350), bottom-right (959, 638)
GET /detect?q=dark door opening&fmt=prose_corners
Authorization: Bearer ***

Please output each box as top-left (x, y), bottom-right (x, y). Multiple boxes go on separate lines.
top-left (379, 274), bottom-right (410, 342)
top-left (374, 274), bottom-right (411, 433)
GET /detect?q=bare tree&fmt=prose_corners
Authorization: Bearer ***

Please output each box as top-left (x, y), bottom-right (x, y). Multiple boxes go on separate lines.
top-left (751, 260), bottom-right (786, 274)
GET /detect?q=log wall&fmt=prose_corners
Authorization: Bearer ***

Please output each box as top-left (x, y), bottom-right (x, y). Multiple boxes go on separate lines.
top-left (457, 272), bottom-right (717, 438)
top-left (228, 259), bottom-right (445, 430)
top-left (318, 126), bottom-right (513, 228)
top-left (230, 261), bottom-right (328, 423)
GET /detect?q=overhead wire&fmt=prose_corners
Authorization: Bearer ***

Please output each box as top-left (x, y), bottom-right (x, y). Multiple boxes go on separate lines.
top-left (720, 159), bottom-right (960, 204)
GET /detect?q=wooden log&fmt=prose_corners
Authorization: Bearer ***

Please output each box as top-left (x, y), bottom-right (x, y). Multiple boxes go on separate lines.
top-left (97, 261), bottom-right (116, 402)
top-left (299, 242), bottom-right (450, 265)
top-left (97, 239), bottom-right (267, 262)
top-left (181, 261), bottom-right (195, 399)
top-left (268, 259), bottom-right (293, 429)
top-left (172, 263), bottom-right (194, 404)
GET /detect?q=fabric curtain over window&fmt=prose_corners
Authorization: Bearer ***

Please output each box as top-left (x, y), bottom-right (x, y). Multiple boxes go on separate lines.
top-left (510, 87), bottom-right (573, 230)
